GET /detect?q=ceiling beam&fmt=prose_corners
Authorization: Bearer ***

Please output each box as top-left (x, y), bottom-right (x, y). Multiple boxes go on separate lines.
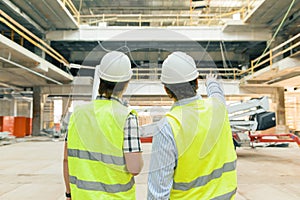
top-left (46, 26), bottom-right (271, 42)
top-left (69, 50), bottom-right (247, 63)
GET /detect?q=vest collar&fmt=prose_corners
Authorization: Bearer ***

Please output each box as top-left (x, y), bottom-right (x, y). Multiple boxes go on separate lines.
top-left (97, 95), bottom-right (127, 106)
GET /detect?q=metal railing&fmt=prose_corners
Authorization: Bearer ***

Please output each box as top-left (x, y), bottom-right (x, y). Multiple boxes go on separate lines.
top-left (0, 10), bottom-right (69, 67)
top-left (132, 68), bottom-right (241, 80)
top-left (239, 33), bottom-right (300, 76)
top-left (61, 0), bottom-right (263, 27)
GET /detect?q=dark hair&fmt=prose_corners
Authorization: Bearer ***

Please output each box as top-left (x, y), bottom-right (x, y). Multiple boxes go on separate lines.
top-left (98, 78), bottom-right (128, 98)
top-left (164, 79), bottom-right (198, 101)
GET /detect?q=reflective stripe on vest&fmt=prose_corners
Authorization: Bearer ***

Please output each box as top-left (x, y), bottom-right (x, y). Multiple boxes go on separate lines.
top-left (67, 100), bottom-right (137, 199)
top-left (173, 160), bottom-right (236, 191)
top-left (68, 149), bottom-right (125, 166)
top-left (211, 188), bottom-right (237, 200)
top-left (167, 98), bottom-right (237, 199)
top-left (69, 175), bottom-right (135, 193)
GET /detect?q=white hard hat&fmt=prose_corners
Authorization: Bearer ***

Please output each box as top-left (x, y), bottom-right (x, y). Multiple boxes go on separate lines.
top-left (98, 51), bottom-right (132, 82)
top-left (161, 51), bottom-right (199, 84)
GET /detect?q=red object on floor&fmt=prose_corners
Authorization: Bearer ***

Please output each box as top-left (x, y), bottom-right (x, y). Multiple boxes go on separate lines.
top-left (141, 137), bottom-right (153, 143)
top-left (0, 116), bottom-right (14, 134)
top-left (14, 116), bottom-right (27, 138)
top-left (249, 133), bottom-right (300, 146)
top-left (26, 118), bottom-right (32, 136)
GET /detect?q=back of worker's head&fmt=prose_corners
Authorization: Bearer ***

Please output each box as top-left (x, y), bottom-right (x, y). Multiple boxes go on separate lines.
top-left (161, 51), bottom-right (199, 101)
top-left (97, 51), bottom-right (132, 98)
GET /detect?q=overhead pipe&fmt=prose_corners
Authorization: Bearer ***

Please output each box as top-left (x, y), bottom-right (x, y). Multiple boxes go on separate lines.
top-left (0, 56), bottom-right (63, 85)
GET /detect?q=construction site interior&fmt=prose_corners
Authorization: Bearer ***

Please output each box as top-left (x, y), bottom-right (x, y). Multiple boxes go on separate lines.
top-left (0, 0), bottom-right (300, 199)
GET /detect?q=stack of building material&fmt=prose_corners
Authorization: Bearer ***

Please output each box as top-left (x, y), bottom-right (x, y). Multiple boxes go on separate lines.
top-left (285, 92), bottom-right (300, 132)
top-left (0, 131), bottom-right (15, 146)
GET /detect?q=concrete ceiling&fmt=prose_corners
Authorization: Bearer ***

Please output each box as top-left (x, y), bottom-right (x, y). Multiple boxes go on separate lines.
top-left (72, 0), bottom-right (252, 26)
top-left (0, 34), bottom-right (73, 89)
top-left (1, 0), bottom-right (298, 31)
top-left (0, 0), bottom-right (78, 34)
top-left (245, 0), bottom-right (300, 36)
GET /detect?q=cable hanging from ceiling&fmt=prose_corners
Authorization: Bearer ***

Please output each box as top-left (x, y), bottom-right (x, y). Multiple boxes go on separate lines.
top-left (254, 0), bottom-right (296, 67)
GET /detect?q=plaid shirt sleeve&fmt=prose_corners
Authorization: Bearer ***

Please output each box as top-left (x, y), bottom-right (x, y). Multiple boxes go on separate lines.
top-left (123, 113), bottom-right (142, 153)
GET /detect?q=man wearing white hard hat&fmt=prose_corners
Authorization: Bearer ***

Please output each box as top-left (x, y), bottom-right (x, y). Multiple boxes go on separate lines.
top-left (63, 51), bottom-right (143, 200)
top-left (147, 52), bottom-right (237, 199)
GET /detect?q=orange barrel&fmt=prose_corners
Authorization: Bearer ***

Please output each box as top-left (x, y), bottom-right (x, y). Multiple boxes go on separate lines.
top-left (13, 116), bottom-right (27, 138)
top-left (0, 116), bottom-right (15, 134)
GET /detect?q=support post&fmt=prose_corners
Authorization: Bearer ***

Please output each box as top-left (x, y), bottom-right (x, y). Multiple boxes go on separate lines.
top-left (62, 97), bottom-right (71, 119)
top-left (32, 87), bottom-right (44, 136)
top-left (275, 87), bottom-right (286, 126)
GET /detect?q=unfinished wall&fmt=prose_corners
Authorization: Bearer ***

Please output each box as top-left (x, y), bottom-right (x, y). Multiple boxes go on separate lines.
top-left (0, 99), bottom-right (14, 116)
top-left (285, 92), bottom-right (300, 132)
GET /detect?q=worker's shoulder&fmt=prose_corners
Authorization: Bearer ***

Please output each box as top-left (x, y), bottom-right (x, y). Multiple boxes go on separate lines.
top-left (206, 96), bottom-right (225, 105)
top-left (203, 97), bottom-right (227, 111)
top-left (73, 102), bottom-right (94, 112)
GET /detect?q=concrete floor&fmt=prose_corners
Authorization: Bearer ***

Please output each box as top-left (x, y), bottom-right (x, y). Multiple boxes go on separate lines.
top-left (0, 139), bottom-right (300, 200)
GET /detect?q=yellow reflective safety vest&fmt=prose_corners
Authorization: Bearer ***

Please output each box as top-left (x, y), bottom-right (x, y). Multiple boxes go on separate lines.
top-left (67, 99), bottom-right (137, 200)
top-left (166, 98), bottom-right (237, 200)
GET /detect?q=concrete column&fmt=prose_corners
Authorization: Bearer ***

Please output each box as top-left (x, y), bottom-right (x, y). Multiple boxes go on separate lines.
top-left (274, 87), bottom-right (286, 126)
top-left (62, 97), bottom-right (72, 119)
top-left (61, 97), bottom-right (72, 133)
top-left (32, 87), bottom-right (45, 136)
top-left (30, 100), bottom-right (33, 118)
top-left (12, 99), bottom-right (17, 116)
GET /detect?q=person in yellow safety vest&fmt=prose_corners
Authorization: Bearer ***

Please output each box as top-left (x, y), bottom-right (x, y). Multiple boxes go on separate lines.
top-left (147, 51), bottom-right (237, 200)
top-left (63, 51), bottom-right (143, 200)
